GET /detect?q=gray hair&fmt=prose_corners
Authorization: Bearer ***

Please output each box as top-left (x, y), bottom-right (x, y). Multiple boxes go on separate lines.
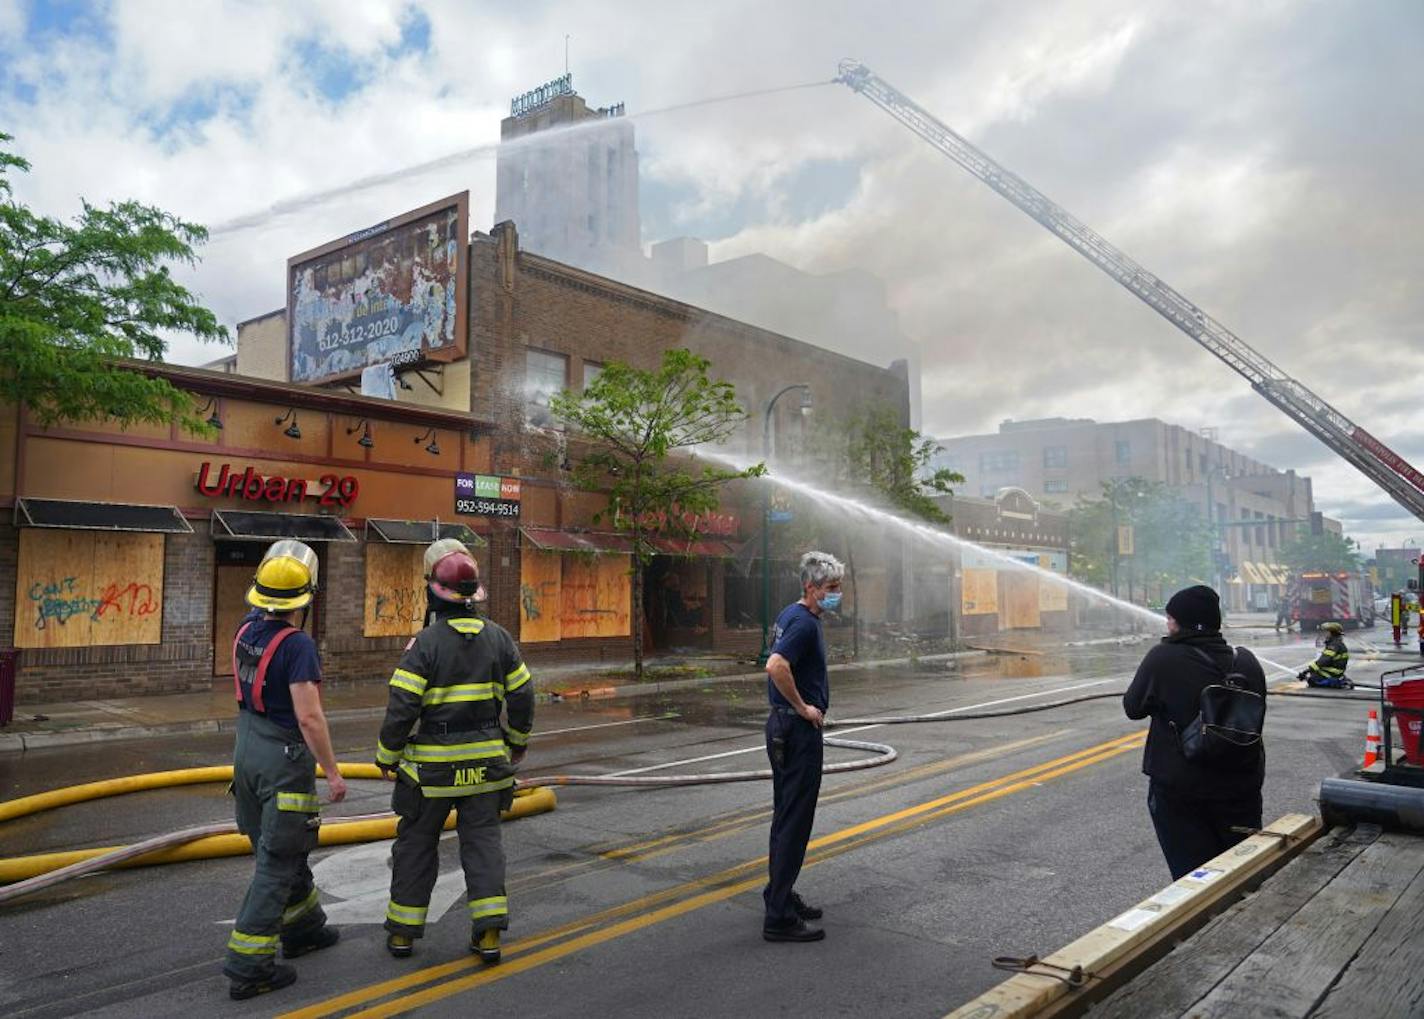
top-left (800, 550), bottom-right (845, 588)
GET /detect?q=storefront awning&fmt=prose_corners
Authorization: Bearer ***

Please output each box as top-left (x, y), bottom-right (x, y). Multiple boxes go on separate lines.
top-left (520, 528), bottom-right (738, 557)
top-left (521, 528), bottom-right (635, 555)
top-left (212, 509), bottom-right (357, 542)
top-left (15, 497), bottom-right (193, 534)
top-left (1240, 561), bottom-right (1268, 585)
top-left (365, 519), bottom-right (487, 547)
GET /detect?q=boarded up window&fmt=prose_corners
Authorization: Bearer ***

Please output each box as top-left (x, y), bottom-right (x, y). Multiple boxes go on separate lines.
top-left (519, 550), bottom-right (562, 643)
top-left (999, 571), bottom-right (1041, 630)
top-left (15, 530), bottom-right (164, 648)
top-left (364, 545), bottom-right (426, 637)
top-left (961, 568), bottom-right (999, 616)
top-left (1038, 554), bottom-right (1069, 612)
top-left (519, 548), bottom-right (630, 643)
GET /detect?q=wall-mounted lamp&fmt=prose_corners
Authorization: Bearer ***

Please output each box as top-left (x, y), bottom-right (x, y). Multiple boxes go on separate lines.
top-left (196, 396), bottom-right (223, 430)
top-left (275, 408), bottom-right (302, 440)
top-left (414, 427), bottom-right (440, 456)
top-left (347, 418), bottom-right (374, 449)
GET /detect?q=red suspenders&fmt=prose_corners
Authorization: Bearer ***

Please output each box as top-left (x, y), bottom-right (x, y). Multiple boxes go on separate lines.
top-left (232, 622), bottom-right (300, 715)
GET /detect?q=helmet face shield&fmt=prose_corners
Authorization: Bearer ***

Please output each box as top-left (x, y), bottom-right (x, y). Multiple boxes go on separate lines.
top-left (247, 539), bottom-right (319, 612)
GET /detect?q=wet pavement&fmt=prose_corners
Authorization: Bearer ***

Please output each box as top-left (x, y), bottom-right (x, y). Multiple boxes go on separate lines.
top-left (0, 620), bottom-right (1418, 1017)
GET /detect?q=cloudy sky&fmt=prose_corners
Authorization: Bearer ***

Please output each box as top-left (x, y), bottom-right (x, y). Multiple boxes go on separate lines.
top-left (3, 0), bottom-right (1421, 550)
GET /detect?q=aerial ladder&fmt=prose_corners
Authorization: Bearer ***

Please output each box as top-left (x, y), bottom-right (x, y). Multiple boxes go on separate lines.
top-left (836, 61), bottom-right (1424, 524)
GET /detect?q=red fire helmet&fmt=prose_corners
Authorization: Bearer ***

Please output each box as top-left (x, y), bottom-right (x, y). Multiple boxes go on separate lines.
top-left (427, 545), bottom-right (486, 604)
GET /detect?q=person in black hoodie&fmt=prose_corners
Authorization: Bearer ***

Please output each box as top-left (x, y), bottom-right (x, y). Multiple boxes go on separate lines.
top-left (1123, 585), bottom-right (1266, 879)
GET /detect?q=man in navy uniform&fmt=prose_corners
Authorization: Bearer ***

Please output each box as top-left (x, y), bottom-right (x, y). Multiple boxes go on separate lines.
top-left (762, 550), bottom-right (844, 942)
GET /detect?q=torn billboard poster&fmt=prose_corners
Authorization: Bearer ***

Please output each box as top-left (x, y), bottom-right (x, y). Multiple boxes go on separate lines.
top-left (287, 192), bottom-right (469, 384)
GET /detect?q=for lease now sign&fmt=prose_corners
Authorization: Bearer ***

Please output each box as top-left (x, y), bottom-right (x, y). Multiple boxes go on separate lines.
top-left (455, 473), bottom-right (520, 518)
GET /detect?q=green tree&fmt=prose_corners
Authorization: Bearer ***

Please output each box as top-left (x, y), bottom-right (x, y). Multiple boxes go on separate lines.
top-left (1277, 530), bottom-right (1363, 574)
top-left (550, 348), bottom-right (764, 678)
top-left (1, 133), bottom-right (229, 430)
top-left (1068, 478), bottom-right (1214, 603)
top-left (777, 401), bottom-right (963, 655)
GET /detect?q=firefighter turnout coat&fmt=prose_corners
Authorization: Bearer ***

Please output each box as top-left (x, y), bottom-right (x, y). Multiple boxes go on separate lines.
top-left (1305, 634), bottom-right (1350, 686)
top-left (375, 607), bottom-right (534, 940)
top-left (376, 610), bottom-right (534, 798)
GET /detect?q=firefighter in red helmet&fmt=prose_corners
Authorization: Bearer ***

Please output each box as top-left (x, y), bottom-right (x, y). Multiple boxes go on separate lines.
top-left (376, 539), bottom-right (534, 962)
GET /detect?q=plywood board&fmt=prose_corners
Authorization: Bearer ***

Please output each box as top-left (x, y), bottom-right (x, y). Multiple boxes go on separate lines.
top-left (961, 568), bottom-right (998, 616)
top-left (1000, 570), bottom-right (1041, 630)
top-left (560, 555), bottom-right (601, 639)
top-left (593, 555), bottom-right (632, 638)
top-left (519, 549), bottom-right (563, 644)
top-left (15, 530), bottom-right (163, 648)
top-left (213, 565), bottom-right (252, 676)
top-left (364, 544), bottom-right (426, 637)
top-left (1038, 553), bottom-right (1069, 612)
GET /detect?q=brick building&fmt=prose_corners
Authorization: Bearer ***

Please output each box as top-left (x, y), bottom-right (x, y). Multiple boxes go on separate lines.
top-left (1, 212), bottom-right (910, 703)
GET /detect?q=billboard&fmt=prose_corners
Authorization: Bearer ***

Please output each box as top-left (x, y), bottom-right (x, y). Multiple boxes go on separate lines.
top-left (287, 192), bottom-right (469, 385)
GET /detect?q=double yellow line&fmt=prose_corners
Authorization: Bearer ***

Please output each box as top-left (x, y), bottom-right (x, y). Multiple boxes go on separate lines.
top-left (284, 729), bottom-right (1145, 1019)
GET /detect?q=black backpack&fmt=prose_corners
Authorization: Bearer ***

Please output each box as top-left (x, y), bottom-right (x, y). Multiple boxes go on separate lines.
top-left (1178, 648), bottom-right (1266, 770)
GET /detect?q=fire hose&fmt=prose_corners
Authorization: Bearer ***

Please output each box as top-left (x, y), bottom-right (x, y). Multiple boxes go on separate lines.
top-left (0, 673), bottom-right (1352, 905)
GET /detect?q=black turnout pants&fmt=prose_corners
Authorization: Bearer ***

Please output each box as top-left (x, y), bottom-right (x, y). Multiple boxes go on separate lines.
top-left (763, 709), bottom-right (824, 928)
top-left (1148, 779), bottom-right (1263, 880)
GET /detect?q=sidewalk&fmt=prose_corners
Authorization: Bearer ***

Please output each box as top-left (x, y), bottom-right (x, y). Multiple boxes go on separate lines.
top-left (0, 650), bottom-right (987, 753)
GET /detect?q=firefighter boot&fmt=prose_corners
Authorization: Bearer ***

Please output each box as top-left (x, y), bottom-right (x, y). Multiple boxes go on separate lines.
top-left (472, 927), bottom-right (501, 964)
top-left (386, 933), bottom-right (414, 959)
top-left (284, 926), bottom-right (340, 959)
top-left (229, 964), bottom-right (297, 1001)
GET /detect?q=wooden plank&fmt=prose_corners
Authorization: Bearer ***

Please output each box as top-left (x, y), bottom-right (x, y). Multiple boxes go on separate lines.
top-left (1183, 831), bottom-right (1424, 1018)
top-left (519, 549), bottom-right (562, 643)
top-left (943, 813), bottom-right (1320, 1019)
top-left (15, 530), bottom-right (164, 648)
top-left (1312, 849), bottom-right (1424, 1017)
top-left (90, 532), bottom-right (163, 645)
top-left (1000, 570), bottom-right (1041, 630)
top-left (1091, 825), bottom-right (1381, 1019)
top-left (560, 555), bottom-right (600, 640)
top-left (363, 544), bottom-right (425, 637)
top-left (213, 565), bottom-right (252, 676)
top-left (962, 568), bottom-right (998, 616)
top-left (592, 554), bottom-right (631, 638)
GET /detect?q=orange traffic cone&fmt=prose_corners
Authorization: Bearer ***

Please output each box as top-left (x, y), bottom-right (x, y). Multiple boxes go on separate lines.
top-left (1363, 709), bottom-right (1382, 768)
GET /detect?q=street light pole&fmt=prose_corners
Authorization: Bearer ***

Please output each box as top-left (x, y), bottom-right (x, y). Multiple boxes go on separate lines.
top-left (758, 384), bottom-right (812, 665)
top-left (1109, 482), bottom-right (1120, 600)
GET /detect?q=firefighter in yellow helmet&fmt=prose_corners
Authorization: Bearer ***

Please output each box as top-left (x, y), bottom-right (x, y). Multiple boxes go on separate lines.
top-left (1299, 621), bottom-right (1351, 689)
top-left (223, 540), bottom-right (346, 1000)
top-left (377, 539), bottom-right (535, 963)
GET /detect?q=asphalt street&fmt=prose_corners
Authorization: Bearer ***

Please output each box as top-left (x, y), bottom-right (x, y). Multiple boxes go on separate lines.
top-left (0, 623), bottom-right (1410, 1018)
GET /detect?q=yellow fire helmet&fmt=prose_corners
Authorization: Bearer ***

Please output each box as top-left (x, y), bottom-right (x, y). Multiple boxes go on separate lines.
top-left (1319, 621), bottom-right (1344, 635)
top-left (246, 540), bottom-right (319, 612)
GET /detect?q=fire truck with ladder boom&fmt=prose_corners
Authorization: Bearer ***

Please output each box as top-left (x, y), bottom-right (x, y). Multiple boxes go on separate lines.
top-left (833, 61), bottom-right (1424, 529)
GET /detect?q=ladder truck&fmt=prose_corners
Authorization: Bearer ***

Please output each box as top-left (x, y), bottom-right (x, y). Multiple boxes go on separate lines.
top-left (835, 61), bottom-right (1424, 525)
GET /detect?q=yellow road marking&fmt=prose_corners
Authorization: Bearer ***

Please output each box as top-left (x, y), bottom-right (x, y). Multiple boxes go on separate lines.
top-left (282, 729), bottom-right (1145, 1019)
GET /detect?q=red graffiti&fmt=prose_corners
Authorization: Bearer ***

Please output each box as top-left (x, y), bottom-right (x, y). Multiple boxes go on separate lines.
top-left (94, 582), bottom-right (160, 620)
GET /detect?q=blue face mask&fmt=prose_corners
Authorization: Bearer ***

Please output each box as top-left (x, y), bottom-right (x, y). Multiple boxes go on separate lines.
top-left (820, 591), bottom-right (843, 612)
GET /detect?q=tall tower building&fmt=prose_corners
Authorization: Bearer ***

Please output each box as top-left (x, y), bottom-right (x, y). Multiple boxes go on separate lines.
top-left (495, 74), bottom-right (641, 276)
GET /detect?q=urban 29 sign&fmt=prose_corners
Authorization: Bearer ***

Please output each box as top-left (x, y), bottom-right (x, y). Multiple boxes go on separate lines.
top-left (455, 474), bottom-right (521, 518)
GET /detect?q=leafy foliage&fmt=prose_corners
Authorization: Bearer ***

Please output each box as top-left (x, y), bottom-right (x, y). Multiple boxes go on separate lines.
top-left (826, 403), bottom-right (963, 523)
top-left (550, 348), bottom-right (764, 676)
top-left (0, 133), bottom-right (229, 430)
top-left (1277, 530), bottom-right (1363, 575)
top-left (1068, 478), bottom-right (1214, 601)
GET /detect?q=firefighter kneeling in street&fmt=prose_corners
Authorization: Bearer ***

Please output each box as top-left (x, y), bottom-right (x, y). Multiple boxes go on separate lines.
top-left (376, 539), bottom-right (534, 962)
top-left (1299, 621), bottom-right (1352, 688)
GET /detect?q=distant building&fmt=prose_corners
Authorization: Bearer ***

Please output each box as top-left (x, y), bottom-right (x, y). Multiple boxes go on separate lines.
top-left (933, 417), bottom-right (1318, 612)
top-left (1374, 546), bottom-right (1422, 594)
top-left (494, 74), bottom-right (641, 280)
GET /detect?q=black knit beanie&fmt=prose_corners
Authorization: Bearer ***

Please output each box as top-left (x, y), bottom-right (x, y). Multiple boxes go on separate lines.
top-left (1165, 585), bottom-right (1221, 633)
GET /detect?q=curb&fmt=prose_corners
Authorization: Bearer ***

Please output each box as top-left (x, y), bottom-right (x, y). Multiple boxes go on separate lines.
top-left (0, 650), bottom-right (987, 753)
